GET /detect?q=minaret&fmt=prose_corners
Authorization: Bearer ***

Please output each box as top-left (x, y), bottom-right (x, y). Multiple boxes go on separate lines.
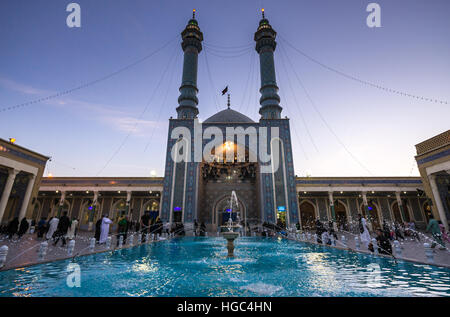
top-left (177, 9), bottom-right (203, 119)
top-left (254, 9), bottom-right (282, 119)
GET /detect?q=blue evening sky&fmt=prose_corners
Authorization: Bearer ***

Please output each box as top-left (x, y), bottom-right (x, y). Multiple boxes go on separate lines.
top-left (0, 0), bottom-right (449, 177)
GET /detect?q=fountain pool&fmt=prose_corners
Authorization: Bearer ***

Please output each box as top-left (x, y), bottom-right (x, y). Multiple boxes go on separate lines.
top-left (1, 237), bottom-right (449, 297)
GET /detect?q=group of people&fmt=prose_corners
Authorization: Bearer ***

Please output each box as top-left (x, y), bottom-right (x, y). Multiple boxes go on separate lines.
top-left (0, 213), bottom-right (79, 246)
top-left (0, 217), bottom-right (31, 240)
top-left (92, 212), bottom-right (167, 246)
top-left (314, 220), bottom-right (338, 245)
top-left (194, 220), bottom-right (207, 236)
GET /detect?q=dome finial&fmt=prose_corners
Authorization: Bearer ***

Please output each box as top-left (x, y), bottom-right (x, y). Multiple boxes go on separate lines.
top-left (227, 93), bottom-right (231, 109)
top-left (193, 8), bottom-right (196, 19)
top-left (261, 8), bottom-right (265, 19)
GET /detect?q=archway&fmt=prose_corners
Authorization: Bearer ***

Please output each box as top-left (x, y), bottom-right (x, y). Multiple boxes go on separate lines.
top-left (142, 199), bottom-right (160, 221)
top-left (360, 200), bottom-right (380, 229)
top-left (111, 199), bottom-right (128, 225)
top-left (335, 200), bottom-right (348, 231)
top-left (299, 200), bottom-right (316, 230)
top-left (31, 200), bottom-right (41, 221)
top-left (392, 201), bottom-right (411, 224)
top-left (52, 200), bottom-right (70, 218)
top-left (214, 194), bottom-right (245, 228)
top-left (80, 200), bottom-right (101, 230)
top-left (422, 201), bottom-right (432, 223)
top-left (199, 140), bottom-right (258, 229)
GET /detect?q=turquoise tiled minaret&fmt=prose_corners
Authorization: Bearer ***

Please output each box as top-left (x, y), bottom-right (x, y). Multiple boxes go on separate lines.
top-left (177, 11), bottom-right (203, 119)
top-left (254, 10), bottom-right (282, 119)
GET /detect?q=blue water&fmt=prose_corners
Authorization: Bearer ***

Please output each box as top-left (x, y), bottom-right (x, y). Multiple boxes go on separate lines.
top-left (1, 237), bottom-right (449, 297)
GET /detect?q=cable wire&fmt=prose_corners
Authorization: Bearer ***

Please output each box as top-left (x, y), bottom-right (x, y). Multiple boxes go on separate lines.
top-left (143, 50), bottom-right (180, 153)
top-left (204, 47), bottom-right (253, 59)
top-left (0, 35), bottom-right (178, 113)
top-left (96, 48), bottom-right (178, 176)
top-left (280, 41), bottom-right (374, 176)
top-left (203, 50), bottom-right (221, 112)
top-left (280, 35), bottom-right (448, 105)
top-left (279, 47), bottom-right (319, 153)
top-left (238, 50), bottom-right (256, 112)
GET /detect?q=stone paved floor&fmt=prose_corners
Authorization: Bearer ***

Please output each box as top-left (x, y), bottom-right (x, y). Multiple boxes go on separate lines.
top-left (0, 230), bottom-right (146, 271)
top-left (298, 231), bottom-right (450, 268)
top-left (0, 229), bottom-right (449, 272)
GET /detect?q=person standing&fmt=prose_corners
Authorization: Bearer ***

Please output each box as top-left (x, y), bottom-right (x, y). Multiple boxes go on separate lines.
top-left (328, 221), bottom-right (338, 240)
top-left (36, 217), bottom-right (47, 239)
top-left (439, 221), bottom-right (450, 244)
top-left (54, 212), bottom-right (70, 246)
top-left (358, 214), bottom-right (371, 249)
top-left (46, 216), bottom-right (59, 240)
top-left (17, 218), bottom-right (29, 239)
top-left (140, 211), bottom-right (151, 242)
top-left (94, 217), bottom-right (102, 243)
top-left (376, 229), bottom-right (392, 255)
top-left (7, 217), bottom-right (19, 240)
top-left (155, 217), bottom-right (163, 236)
top-left (116, 215), bottom-right (128, 247)
top-left (99, 215), bottom-right (113, 244)
top-left (194, 220), bottom-right (199, 236)
top-left (67, 217), bottom-right (79, 240)
top-left (315, 219), bottom-right (325, 243)
top-left (426, 215), bottom-right (446, 249)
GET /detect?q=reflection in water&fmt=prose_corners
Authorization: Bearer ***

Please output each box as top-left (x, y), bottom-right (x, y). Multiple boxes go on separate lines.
top-left (0, 237), bottom-right (449, 297)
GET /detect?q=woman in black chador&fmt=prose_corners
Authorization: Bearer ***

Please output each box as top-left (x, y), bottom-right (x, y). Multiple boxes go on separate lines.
top-left (17, 218), bottom-right (29, 238)
top-left (94, 218), bottom-right (102, 243)
top-left (7, 217), bottom-right (19, 239)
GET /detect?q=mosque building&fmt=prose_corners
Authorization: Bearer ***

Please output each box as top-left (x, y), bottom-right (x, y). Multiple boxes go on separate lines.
top-left (0, 13), bottom-right (448, 233)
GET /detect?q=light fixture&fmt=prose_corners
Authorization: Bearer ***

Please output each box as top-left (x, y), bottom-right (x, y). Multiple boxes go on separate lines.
top-left (371, 191), bottom-right (375, 194)
top-left (86, 190), bottom-right (89, 194)
top-left (303, 191), bottom-right (307, 194)
top-left (403, 191), bottom-right (407, 194)
top-left (9, 138), bottom-right (16, 144)
top-left (340, 191), bottom-right (343, 194)
top-left (118, 190), bottom-right (121, 194)
top-left (56, 190), bottom-right (59, 193)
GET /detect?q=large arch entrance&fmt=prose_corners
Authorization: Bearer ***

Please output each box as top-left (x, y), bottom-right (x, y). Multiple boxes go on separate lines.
top-left (214, 194), bottom-right (245, 228)
top-left (299, 200), bottom-right (316, 230)
top-left (197, 141), bottom-right (259, 231)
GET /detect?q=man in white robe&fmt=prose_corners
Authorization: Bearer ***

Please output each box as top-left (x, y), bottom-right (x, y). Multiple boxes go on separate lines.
top-left (99, 215), bottom-right (113, 244)
top-left (46, 217), bottom-right (59, 240)
top-left (358, 214), bottom-right (371, 249)
top-left (66, 218), bottom-right (79, 240)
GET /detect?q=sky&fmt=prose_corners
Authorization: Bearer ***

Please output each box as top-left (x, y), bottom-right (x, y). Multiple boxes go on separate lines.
top-left (0, 0), bottom-right (449, 178)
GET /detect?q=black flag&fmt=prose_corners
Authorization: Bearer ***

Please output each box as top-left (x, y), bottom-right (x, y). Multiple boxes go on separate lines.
top-left (221, 86), bottom-right (228, 95)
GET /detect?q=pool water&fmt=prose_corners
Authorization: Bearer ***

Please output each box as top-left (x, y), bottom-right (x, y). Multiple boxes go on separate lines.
top-left (1, 237), bottom-right (449, 297)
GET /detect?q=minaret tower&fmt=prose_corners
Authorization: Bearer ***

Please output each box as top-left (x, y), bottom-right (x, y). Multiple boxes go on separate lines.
top-left (177, 9), bottom-right (203, 119)
top-left (254, 9), bottom-right (282, 119)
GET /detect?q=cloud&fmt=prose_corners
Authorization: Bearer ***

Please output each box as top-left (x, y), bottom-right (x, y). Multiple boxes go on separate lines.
top-left (0, 76), bottom-right (165, 138)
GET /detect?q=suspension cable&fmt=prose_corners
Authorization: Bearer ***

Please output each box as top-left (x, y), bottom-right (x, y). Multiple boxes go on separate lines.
top-left (278, 48), bottom-right (320, 153)
top-left (0, 35), bottom-right (178, 113)
top-left (203, 50), bottom-right (221, 112)
top-left (280, 42), bottom-right (374, 176)
top-left (96, 48), bottom-right (179, 176)
top-left (280, 35), bottom-right (448, 105)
